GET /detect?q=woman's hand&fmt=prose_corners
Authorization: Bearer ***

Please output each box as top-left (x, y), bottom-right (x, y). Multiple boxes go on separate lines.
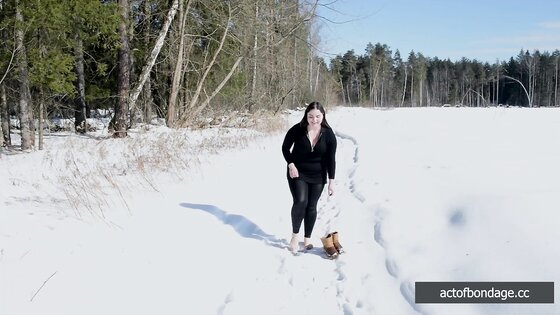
top-left (288, 163), bottom-right (299, 178)
top-left (328, 180), bottom-right (335, 196)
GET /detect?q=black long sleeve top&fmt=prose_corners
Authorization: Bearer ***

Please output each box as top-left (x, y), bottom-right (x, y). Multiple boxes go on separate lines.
top-left (282, 123), bottom-right (337, 184)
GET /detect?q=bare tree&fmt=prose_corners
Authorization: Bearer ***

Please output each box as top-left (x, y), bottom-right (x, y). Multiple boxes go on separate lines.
top-left (167, 0), bottom-right (192, 128)
top-left (1, 1), bottom-right (14, 147)
top-left (503, 75), bottom-right (532, 107)
top-left (495, 60), bottom-right (500, 105)
top-left (555, 55), bottom-right (558, 106)
top-left (180, 3), bottom-right (233, 124)
top-left (520, 51), bottom-right (537, 107)
top-left (74, 35), bottom-right (87, 133)
top-left (0, 82), bottom-right (9, 147)
top-left (128, 0), bottom-right (179, 125)
top-left (0, 43), bottom-right (16, 86)
top-left (250, 0), bottom-right (259, 99)
top-left (38, 88), bottom-right (44, 150)
top-left (113, 0), bottom-right (131, 138)
top-left (401, 65), bottom-right (407, 107)
top-left (192, 56), bottom-right (243, 117)
top-left (141, 0), bottom-right (154, 124)
top-left (15, 0), bottom-right (32, 149)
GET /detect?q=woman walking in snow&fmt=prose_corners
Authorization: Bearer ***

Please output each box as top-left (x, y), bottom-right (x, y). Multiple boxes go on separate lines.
top-left (282, 102), bottom-right (338, 255)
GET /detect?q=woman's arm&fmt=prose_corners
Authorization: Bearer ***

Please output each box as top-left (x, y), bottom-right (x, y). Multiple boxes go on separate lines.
top-left (326, 129), bottom-right (337, 180)
top-left (281, 126), bottom-right (296, 164)
top-left (327, 129), bottom-right (337, 195)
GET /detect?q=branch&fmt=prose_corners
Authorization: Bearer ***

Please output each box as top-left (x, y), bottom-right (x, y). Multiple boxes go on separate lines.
top-left (193, 56), bottom-right (243, 117)
top-left (30, 271), bottom-right (57, 302)
top-left (0, 29), bottom-right (18, 85)
top-left (256, 0), bottom-right (319, 51)
top-left (315, 0), bottom-right (386, 25)
top-left (502, 75), bottom-right (532, 107)
top-left (461, 88), bottom-right (487, 106)
top-left (186, 3), bottom-right (232, 111)
top-left (128, 0), bottom-right (181, 114)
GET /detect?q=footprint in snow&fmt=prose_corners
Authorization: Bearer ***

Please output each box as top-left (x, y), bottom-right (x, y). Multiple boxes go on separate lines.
top-left (385, 258), bottom-right (399, 278)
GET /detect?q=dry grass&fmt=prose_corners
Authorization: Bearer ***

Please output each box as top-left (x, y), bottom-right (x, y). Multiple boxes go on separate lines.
top-left (242, 109), bottom-right (288, 134)
top-left (188, 108), bottom-right (288, 134)
top-left (57, 150), bottom-right (109, 220)
top-left (6, 109), bottom-right (294, 221)
top-left (39, 113), bottom-right (287, 219)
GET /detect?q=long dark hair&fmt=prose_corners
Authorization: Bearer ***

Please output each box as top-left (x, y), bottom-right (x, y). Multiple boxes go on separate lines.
top-left (299, 101), bottom-right (332, 129)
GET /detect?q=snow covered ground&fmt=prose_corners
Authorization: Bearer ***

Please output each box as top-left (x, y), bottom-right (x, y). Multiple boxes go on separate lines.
top-left (1, 106), bottom-right (559, 315)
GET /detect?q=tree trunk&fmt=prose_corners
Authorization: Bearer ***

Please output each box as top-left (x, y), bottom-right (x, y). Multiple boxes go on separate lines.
top-left (167, 0), bottom-right (190, 128)
top-left (369, 64), bottom-right (373, 106)
top-left (555, 57), bottom-right (558, 106)
top-left (0, 0), bottom-right (18, 147)
top-left (250, 1), bottom-right (259, 99)
top-left (184, 5), bottom-right (231, 115)
top-left (141, 0), bottom-right (153, 124)
top-left (27, 81), bottom-right (35, 147)
top-left (339, 77), bottom-right (345, 106)
top-left (0, 82), bottom-right (9, 146)
top-left (372, 60), bottom-right (381, 107)
top-left (346, 79), bottom-right (351, 106)
top-left (114, 0), bottom-right (131, 138)
top-left (142, 76), bottom-right (152, 123)
top-left (0, 43), bottom-right (16, 87)
top-left (307, 48), bottom-right (311, 98)
top-left (15, 0), bottom-right (32, 150)
top-left (496, 66), bottom-right (499, 105)
top-left (401, 65), bottom-right (407, 107)
top-left (74, 35), bottom-right (87, 133)
top-left (445, 67), bottom-right (449, 104)
top-left (410, 65), bottom-right (414, 106)
top-left (191, 57), bottom-right (243, 118)
top-left (128, 0), bottom-right (180, 117)
top-left (419, 78), bottom-right (423, 106)
top-left (381, 78), bottom-right (384, 107)
top-left (314, 60), bottom-right (319, 98)
top-left (38, 89), bottom-right (44, 150)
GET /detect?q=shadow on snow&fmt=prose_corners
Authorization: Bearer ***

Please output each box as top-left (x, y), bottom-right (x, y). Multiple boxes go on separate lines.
top-left (180, 202), bottom-right (288, 250)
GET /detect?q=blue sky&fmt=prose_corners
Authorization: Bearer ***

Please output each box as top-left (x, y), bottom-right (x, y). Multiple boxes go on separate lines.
top-left (315, 0), bottom-right (560, 63)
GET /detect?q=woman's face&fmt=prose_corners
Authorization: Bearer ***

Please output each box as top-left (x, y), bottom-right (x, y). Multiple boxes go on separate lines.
top-left (306, 109), bottom-right (323, 127)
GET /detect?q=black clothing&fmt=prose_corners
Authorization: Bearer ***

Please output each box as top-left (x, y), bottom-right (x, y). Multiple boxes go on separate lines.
top-left (282, 123), bottom-right (337, 237)
top-left (288, 178), bottom-right (324, 238)
top-left (281, 123), bottom-right (337, 185)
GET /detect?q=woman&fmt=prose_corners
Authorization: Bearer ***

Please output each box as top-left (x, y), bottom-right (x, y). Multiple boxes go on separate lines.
top-left (281, 102), bottom-right (337, 253)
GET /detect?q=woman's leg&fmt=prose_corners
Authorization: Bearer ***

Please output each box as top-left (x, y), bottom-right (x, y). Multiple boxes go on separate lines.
top-left (288, 178), bottom-right (309, 236)
top-left (303, 183), bottom-right (325, 238)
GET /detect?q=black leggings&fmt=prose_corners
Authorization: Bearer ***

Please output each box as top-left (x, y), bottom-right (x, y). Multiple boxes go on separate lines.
top-left (288, 178), bottom-right (325, 238)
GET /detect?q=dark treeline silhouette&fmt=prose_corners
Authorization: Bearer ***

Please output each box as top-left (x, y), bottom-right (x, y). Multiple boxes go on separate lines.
top-left (329, 43), bottom-right (560, 108)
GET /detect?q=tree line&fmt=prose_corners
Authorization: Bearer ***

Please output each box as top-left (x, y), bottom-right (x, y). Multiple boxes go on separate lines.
top-left (330, 43), bottom-right (560, 108)
top-left (1, 0), bottom-right (333, 149)
top-left (1, 1), bottom-right (559, 152)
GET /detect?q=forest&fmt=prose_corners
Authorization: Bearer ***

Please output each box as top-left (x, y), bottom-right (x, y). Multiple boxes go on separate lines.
top-left (332, 44), bottom-right (560, 109)
top-left (1, 0), bottom-right (559, 151)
